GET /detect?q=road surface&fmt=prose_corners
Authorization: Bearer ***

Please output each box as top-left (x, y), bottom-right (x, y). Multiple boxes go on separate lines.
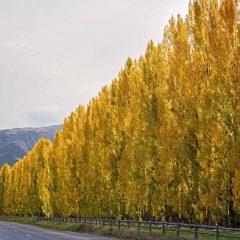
top-left (0, 221), bottom-right (116, 240)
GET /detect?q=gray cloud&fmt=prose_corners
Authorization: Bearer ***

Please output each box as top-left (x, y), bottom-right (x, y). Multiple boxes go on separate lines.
top-left (0, 0), bottom-right (189, 129)
top-left (23, 106), bottom-right (66, 128)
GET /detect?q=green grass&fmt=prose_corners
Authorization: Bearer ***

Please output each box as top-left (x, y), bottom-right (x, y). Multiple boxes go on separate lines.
top-left (0, 216), bottom-right (239, 240)
top-left (110, 224), bottom-right (240, 240)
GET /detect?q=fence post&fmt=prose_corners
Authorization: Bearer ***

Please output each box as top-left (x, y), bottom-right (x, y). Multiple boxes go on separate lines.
top-left (127, 220), bottom-right (130, 229)
top-left (194, 224), bottom-right (198, 239)
top-left (137, 221), bottom-right (140, 232)
top-left (177, 222), bottom-right (180, 236)
top-left (162, 222), bottom-right (165, 235)
top-left (118, 220), bottom-right (120, 230)
top-left (216, 224), bottom-right (219, 240)
top-left (149, 221), bottom-right (152, 233)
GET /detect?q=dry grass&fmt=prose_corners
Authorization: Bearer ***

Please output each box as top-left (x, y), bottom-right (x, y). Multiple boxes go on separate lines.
top-left (73, 224), bottom-right (191, 240)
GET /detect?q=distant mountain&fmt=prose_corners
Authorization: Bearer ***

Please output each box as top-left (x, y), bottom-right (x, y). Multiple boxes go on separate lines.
top-left (0, 125), bottom-right (62, 167)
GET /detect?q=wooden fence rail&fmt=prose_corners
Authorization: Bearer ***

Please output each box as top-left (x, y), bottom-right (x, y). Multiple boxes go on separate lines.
top-left (31, 216), bottom-right (240, 239)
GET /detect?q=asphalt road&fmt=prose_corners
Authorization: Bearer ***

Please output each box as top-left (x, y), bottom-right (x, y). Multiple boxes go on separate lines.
top-left (0, 221), bottom-right (115, 240)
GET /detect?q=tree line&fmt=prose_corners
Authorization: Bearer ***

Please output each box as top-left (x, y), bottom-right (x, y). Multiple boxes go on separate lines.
top-left (0, 0), bottom-right (240, 227)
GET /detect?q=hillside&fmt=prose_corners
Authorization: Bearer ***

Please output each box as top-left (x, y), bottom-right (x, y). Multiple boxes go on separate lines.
top-left (0, 125), bottom-right (62, 166)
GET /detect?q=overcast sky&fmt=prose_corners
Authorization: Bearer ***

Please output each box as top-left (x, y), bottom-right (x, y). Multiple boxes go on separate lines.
top-left (0, 0), bottom-right (189, 129)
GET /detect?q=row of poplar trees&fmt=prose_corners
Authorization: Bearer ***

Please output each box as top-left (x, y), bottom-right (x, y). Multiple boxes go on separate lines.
top-left (0, 0), bottom-right (240, 227)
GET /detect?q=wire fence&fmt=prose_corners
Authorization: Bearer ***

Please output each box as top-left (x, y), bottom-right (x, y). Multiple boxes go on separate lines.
top-left (33, 216), bottom-right (240, 239)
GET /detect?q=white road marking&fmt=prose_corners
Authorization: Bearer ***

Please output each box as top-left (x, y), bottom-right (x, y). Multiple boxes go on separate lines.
top-left (48, 232), bottom-right (63, 235)
top-left (67, 237), bottom-right (92, 239)
top-left (25, 234), bottom-right (32, 237)
top-left (14, 230), bottom-right (18, 232)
